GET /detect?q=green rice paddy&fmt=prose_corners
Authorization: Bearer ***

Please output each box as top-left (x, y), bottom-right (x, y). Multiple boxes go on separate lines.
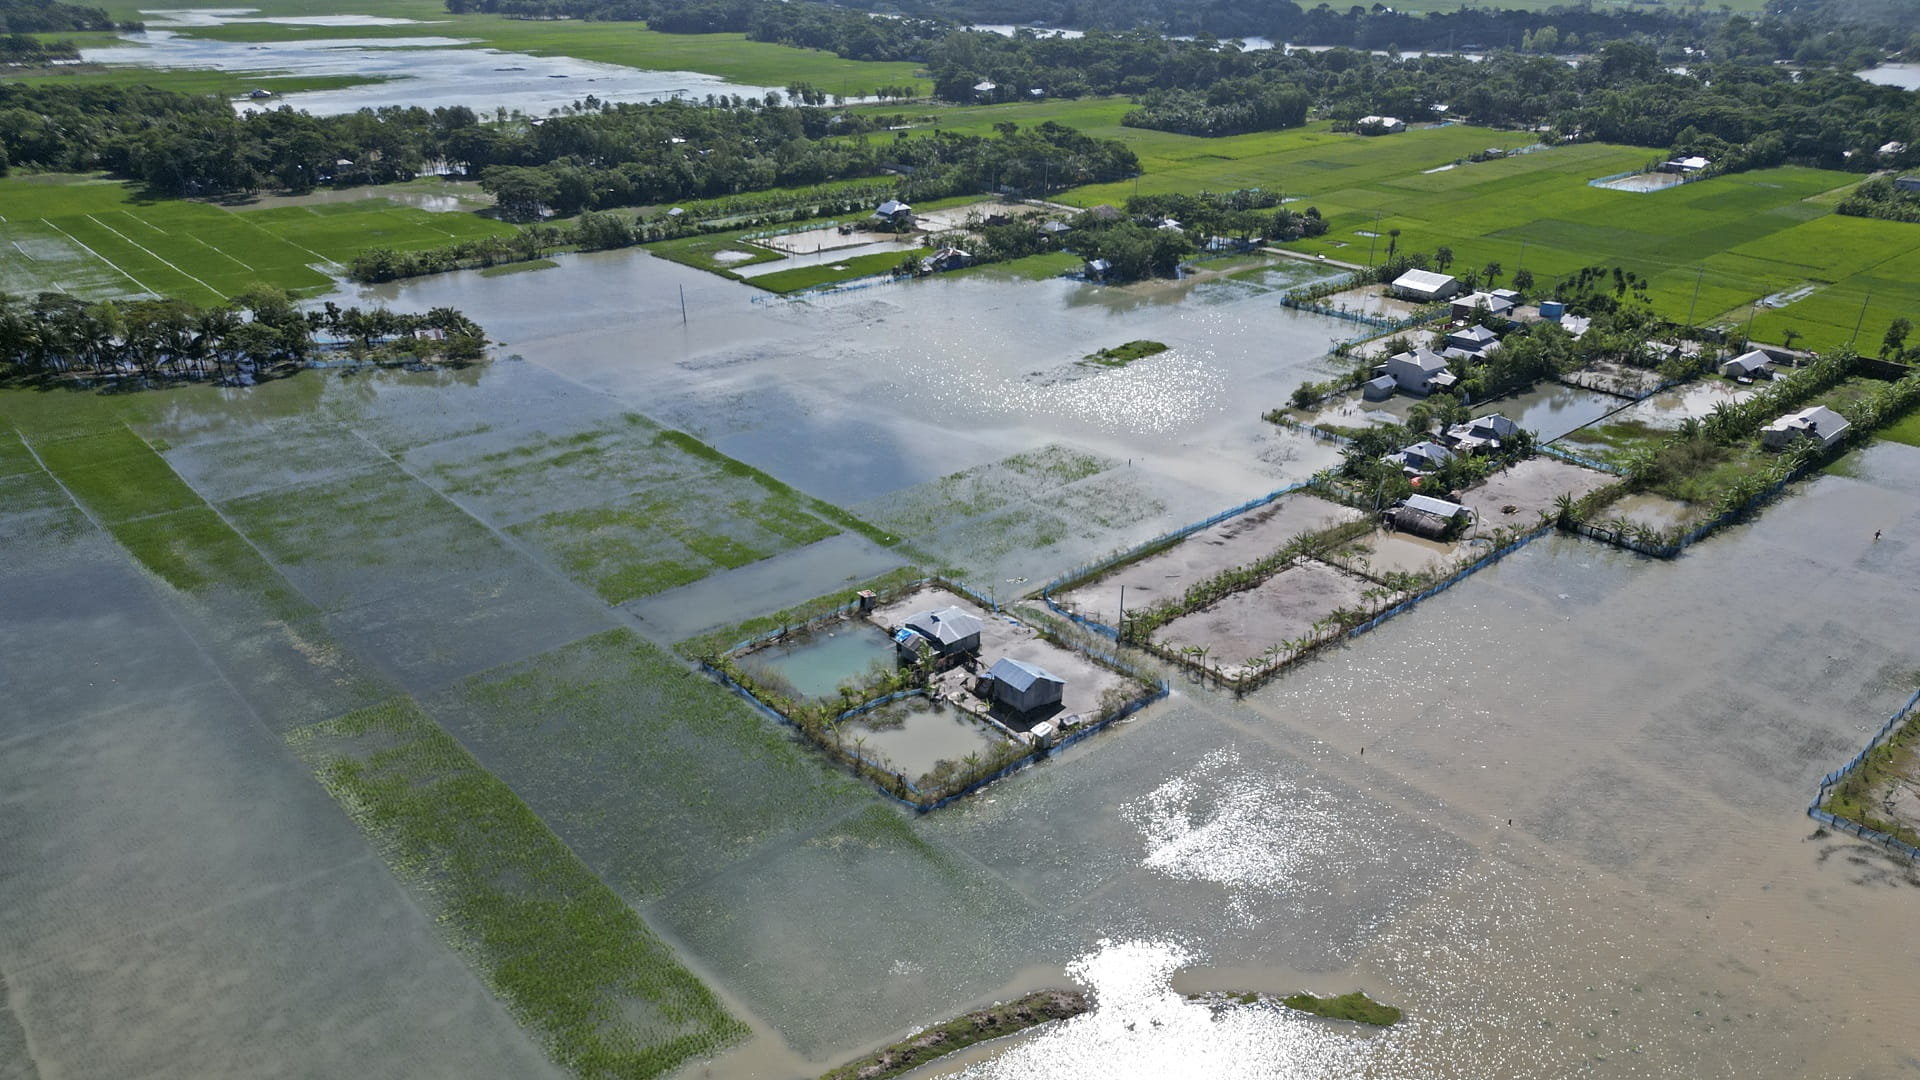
top-left (287, 697), bottom-right (750, 1078)
top-left (0, 173), bottom-right (515, 304)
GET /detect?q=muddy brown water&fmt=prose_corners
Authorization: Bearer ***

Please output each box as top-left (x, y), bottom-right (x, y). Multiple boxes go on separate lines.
top-left (6, 243), bottom-right (1920, 1080)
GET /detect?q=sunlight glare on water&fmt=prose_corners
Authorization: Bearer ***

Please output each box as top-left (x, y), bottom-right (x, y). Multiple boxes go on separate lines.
top-left (1121, 747), bottom-right (1347, 919)
top-left (907, 351), bottom-right (1228, 436)
top-left (946, 939), bottom-right (1380, 1080)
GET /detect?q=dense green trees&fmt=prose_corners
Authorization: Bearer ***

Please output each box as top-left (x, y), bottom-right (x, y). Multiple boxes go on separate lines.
top-left (0, 0), bottom-right (132, 33)
top-left (1838, 176), bottom-right (1920, 223)
top-left (0, 289), bottom-right (486, 377)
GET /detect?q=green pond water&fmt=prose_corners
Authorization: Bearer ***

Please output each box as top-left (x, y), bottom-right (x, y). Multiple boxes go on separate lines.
top-left (739, 624), bottom-right (896, 700)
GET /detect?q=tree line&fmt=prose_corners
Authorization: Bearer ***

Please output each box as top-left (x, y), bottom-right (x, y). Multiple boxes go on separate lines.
top-left (0, 0), bottom-right (136, 33)
top-left (0, 288), bottom-right (486, 379)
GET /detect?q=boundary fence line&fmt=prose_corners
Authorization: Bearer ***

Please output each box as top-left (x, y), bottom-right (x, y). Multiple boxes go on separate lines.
top-left (1344, 526), bottom-right (1550, 638)
top-left (1808, 685), bottom-right (1920, 862)
top-left (1038, 475), bottom-right (1332, 638)
top-left (1538, 443), bottom-right (1626, 475)
top-left (722, 575), bottom-right (1000, 657)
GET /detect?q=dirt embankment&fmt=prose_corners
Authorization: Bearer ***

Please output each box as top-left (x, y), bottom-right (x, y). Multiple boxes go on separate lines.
top-left (818, 989), bottom-right (1090, 1080)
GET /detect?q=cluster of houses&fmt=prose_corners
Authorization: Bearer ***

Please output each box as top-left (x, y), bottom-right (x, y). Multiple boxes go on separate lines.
top-left (1382, 412), bottom-right (1524, 476)
top-left (891, 606), bottom-right (1068, 717)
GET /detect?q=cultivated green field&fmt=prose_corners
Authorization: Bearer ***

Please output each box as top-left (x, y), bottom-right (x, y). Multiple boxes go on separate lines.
top-left (0, 173), bottom-right (515, 303)
top-left (7, 63), bottom-right (386, 97)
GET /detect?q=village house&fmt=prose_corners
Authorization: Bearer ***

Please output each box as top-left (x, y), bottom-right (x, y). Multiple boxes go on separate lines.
top-left (1388, 493), bottom-right (1472, 539)
top-left (1445, 324), bottom-right (1500, 357)
top-left (1761, 405), bottom-right (1850, 451)
top-left (895, 606), bottom-right (984, 663)
top-left (1451, 290), bottom-right (1519, 320)
top-left (922, 246), bottom-right (971, 272)
top-left (1662, 155), bottom-right (1710, 173)
top-left (1357, 115), bottom-right (1407, 134)
top-left (1390, 268), bottom-right (1460, 302)
top-left (1385, 440), bottom-right (1454, 474)
top-left (1447, 413), bottom-right (1522, 452)
top-left (1381, 348), bottom-right (1458, 395)
top-left (1895, 176), bottom-right (1920, 193)
top-left (1719, 349), bottom-right (1772, 379)
top-left (873, 199), bottom-right (914, 226)
top-left (984, 657), bottom-right (1065, 714)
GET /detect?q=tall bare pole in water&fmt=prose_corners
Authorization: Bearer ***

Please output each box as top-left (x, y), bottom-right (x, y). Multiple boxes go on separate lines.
top-left (679, 284), bottom-right (687, 325)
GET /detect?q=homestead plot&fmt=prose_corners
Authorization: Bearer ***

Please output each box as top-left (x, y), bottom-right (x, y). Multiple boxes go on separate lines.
top-left (1457, 456), bottom-right (1617, 525)
top-left (1055, 492), bottom-right (1363, 628)
top-left (1152, 559), bottom-right (1399, 678)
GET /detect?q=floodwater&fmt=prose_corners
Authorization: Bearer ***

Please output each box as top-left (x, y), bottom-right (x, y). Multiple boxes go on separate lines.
top-left (86, 10), bottom-right (776, 116)
top-left (1614, 379), bottom-right (1756, 427)
top-left (9, 235), bottom-right (1920, 1080)
top-left (848, 699), bottom-right (1008, 781)
top-left (739, 623), bottom-right (895, 699)
top-left (1593, 171), bottom-right (1688, 193)
top-left (1476, 381), bottom-right (1626, 443)
top-left (1856, 62), bottom-right (1920, 90)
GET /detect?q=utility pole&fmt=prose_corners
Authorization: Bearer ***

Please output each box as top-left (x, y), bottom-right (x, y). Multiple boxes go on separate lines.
top-left (679, 284), bottom-right (687, 325)
top-left (1367, 211), bottom-right (1381, 267)
top-left (1849, 290), bottom-right (1872, 347)
top-left (1685, 267), bottom-right (1704, 328)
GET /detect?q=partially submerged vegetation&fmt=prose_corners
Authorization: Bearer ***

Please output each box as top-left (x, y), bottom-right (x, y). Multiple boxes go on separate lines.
top-left (287, 698), bottom-right (749, 1078)
top-left (1280, 991), bottom-right (1403, 1027)
top-left (1081, 340), bottom-right (1168, 368)
top-left (816, 990), bottom-right (1090, 1080)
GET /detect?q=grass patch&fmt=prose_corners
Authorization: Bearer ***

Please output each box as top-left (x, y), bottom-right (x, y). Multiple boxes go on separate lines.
top-left (1080, 339), bottom-right (1169, 368)
top-left (1878, 403), bottom-right (1920, 448)
top-left (33, 425), bottom-right (201, 523)
top-left (644, 232), bottom-right (786, 276)
top-left (479, 257), bottom-right (558, 277)
top-left (8, 64), bottom-right (387, 98)
top-left (949, 249), bottom-right (1080, 281)
top-left (1280, 990), bottom-right (1402, 1027)
top-left (817, 990), bottom-right (1090, 1080)
top-left (748, 248), bottom-right (924, 294)
top-left (109, 507), bottom-right (310, 619)
top-left (1642, 438), bottom-right (1773, 506)
top-left (287, 697), bottom-right (749, 1078)
top-left (1822, 706), bottom-right (1920, 850)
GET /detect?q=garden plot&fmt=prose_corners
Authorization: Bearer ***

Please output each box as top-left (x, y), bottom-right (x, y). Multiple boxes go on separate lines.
top-left (1056, 492), bottom-right (1363, 627)
top-left (1457, 456), bottom-right (1617, 525)
top-left (1324, 529), bottom-right (1466, 581)
top-left (421, 629), bottom-right (865, 902)
top-left (1558, 361), bottom-right (1669, 398)
top-left (1605, 492), bottom-right (1709, 534)
top-left (1152, 559), bottom-right (1398, 677)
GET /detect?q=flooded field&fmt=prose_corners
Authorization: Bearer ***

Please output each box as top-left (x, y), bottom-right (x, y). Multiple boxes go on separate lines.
top-left (85, 10), bottom-right (776, 115)
top-left (6, 236), bottom-right (1920, 1080)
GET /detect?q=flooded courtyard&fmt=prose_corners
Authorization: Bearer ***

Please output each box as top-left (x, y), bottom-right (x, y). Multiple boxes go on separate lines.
top-left (5, 239), bottom-right (1920, 1080)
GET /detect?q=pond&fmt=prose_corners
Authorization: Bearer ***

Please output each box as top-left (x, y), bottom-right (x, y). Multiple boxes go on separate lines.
top-left (846, 698), bottom-right (1009, 784)
top-left (738, 623), bottom-right (896, 700)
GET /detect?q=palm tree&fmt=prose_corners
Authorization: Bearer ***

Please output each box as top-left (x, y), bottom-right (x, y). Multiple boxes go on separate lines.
top-left (1482, 261), bottom-right (1503, 288)
top-left (1434, 246), bottom-right (1454, 272)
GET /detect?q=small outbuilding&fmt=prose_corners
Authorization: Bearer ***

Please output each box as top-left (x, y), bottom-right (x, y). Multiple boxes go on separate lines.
top-left (1663, 155), bottom-right (1710, 173)
top-left (1761, 405), bottom-right (1850, 451)
top-left (1897, 176), bottom-right (1920, 193)
top-left (1362, 374), bottom-right (1399, 401)
top-left (1719, 349), bottom-right (1772, 379)
top-left (896, 606), bottom-right (984, 661)
top-left (1388, 494), bottom-right (1472, 539)
top-left (986, 657), bottom-right (1065, 714)
top-left (1381, 347), bottom-right (1457, 396)
top-left (1391, 269), bottom-right (1460, 302)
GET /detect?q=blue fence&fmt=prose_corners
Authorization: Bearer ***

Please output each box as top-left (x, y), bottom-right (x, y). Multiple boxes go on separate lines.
top-left (1538, 443), bottom-right (1626, 476)
top-left (1039, 474), bottom-right (1335, 638)
top-left (1345, 525), bottom-right (1552, 638)
top-left (1807, 685), bottom-right (1920, 862)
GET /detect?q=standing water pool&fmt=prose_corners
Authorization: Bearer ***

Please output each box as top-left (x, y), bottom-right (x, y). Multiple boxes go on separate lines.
top-left (738, 623), bottom-right (896, 699)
